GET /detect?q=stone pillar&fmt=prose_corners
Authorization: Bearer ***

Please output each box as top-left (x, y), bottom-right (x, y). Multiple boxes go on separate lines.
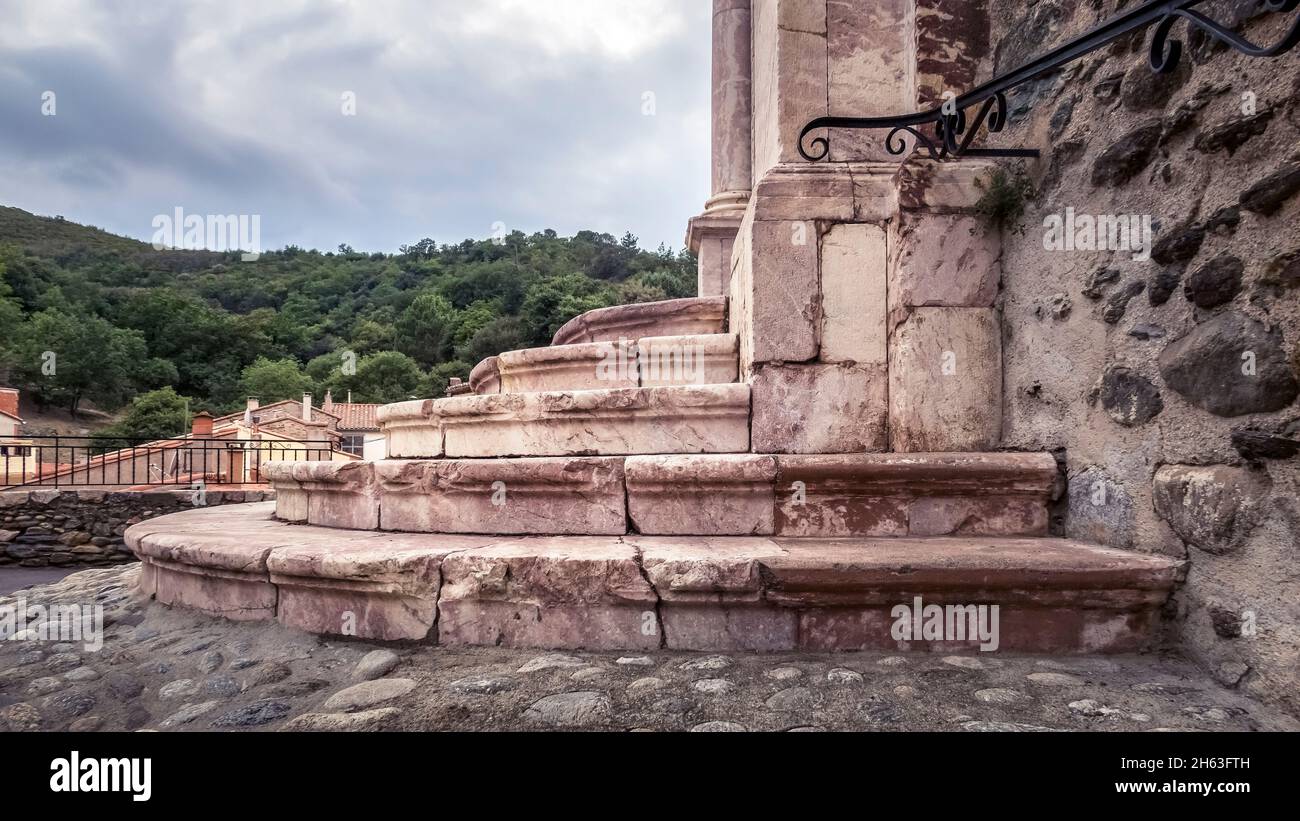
top-left (887, 161), bottom-right (1003, 452)
top-left (913, 0), bottom-right (991, 110)
top-left (883, 1), bottom-right (1001, 452)
top-left (725, 1), bottom-right (1003, 455)
top-left (687, 0), bottom-right (753, 297)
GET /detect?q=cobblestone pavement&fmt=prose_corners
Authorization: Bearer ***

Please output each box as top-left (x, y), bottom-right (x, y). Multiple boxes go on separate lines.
top-left (1, 566), bottom-right (1296, 733)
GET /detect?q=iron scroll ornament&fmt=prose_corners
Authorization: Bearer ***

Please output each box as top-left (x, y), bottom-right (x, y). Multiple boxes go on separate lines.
top-left (797, 0), bottom-right (1300, 162)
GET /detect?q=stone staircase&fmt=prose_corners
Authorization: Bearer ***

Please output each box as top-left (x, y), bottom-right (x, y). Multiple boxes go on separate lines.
top-left (127, 295), bottom-right (1184, 653)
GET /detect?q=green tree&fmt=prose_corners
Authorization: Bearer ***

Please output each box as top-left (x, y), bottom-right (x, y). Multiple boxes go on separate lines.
top-left (348, 319), bottom-right (396, 355)
top-left (12, 309), bottom-right (172, 417)
top-left (0, 269), bottom-right (22, 374)
top-left (334, 351), bottom-right (426, 404)
top-left (101, 387), bottom-right (191, 440)
top-left (456, 316), bottom-right (531, 365)
top-left (423, 360), bottom-right (472, 398)
top-left (239, 357), bottom-right (312, 403)
top-left (449, 300), bottom-right (500, 350)
top-left (518, 274), bottom-right (613, 346)
top-left (395, 293), bottom-right (455, 368)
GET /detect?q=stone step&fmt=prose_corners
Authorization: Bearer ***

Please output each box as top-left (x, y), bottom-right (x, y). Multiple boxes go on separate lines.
top-left (376, 384), bottom-right (752, 458)
top-left (127, 502), bottom-right (1184, 652)
top-left (550, 295), bottom-right (727, 346)
top-left (265, 452), bottom-right (1057, 537)
top-left (470, 333), bottom-right (739, 395)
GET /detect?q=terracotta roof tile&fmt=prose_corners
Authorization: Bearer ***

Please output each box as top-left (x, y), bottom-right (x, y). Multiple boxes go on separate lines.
top-left (332, 403), bottom-right (382, 431)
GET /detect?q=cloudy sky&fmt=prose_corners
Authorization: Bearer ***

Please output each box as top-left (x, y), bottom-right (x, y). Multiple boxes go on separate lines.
top-left (0, 0), bottom-right (711, 253)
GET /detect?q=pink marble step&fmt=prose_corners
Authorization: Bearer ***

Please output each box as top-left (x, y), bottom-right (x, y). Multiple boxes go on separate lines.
top-left (774, 452), bottom-right (1059, 538)
top-left (375, 457), bottom-right (628, 535)
top-left (481, 333), bottom-right (738, 394)
top-left (127, 503), bottom-right (1184, 652)
top-left (375, 399), bottom-right (440, 459)
top-left (376, 384), bottom-right (752, 458)
top-left (551, 295), bottom-right (727, 346)
top-left (266, 452), bottom-right (1058, 538)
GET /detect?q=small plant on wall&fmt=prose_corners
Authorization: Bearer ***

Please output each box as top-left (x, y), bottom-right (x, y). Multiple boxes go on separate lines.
top-left (975, 164), bottom-right (1035, 232)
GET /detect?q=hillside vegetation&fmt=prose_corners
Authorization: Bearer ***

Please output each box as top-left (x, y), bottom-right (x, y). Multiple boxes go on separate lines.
top-left (0, 206), bottom-right (696, 438)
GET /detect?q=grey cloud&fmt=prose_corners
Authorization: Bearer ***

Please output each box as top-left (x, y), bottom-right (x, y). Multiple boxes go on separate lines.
top-left (0, 1), bottom-right (710, 253)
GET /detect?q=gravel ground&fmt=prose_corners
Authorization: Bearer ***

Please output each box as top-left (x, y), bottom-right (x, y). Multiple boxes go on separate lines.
top-left (1, 565), bottom-right (1296, 733)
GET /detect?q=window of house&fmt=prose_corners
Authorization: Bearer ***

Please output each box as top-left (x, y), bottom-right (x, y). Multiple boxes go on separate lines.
top-left (340, 435), bottom-right (365, 456)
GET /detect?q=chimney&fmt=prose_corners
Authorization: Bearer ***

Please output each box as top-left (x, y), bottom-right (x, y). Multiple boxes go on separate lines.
top-left (244, 396), bottom-right (259, 426)
top-left (346, 390), bottom-right (352, 404)
top-left (0, 387), bottom-right (18, 420)
top-left (323, 390), bottom-right (334, 413)
top-left (191, 411), bottom-right (214, 438)
top-left (302, 393), bottom-right (312, 421)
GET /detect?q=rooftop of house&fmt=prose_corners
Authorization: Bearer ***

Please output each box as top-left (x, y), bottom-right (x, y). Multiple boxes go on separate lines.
top-left (212, 398), bottom-right (340, 426)
top-left (321, 391), bottom-right (381, 431)
top-left (0, 386), bottom-right (24, 424)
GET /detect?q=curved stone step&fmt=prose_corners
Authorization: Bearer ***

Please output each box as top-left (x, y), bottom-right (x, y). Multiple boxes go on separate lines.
top-left (375, 399), bottom-right (440, 459)
top-left (468, 356), bottom-right (500, 395)
top-left (480, 333), bottom-right (738, 394)
top-left (374, 457), bottom-right (628, 535)
top-left (377, 384), bottom-right (752, 458)
top-left (772, 452), bottom-right (1058, 537)
top-left (127, 502), bottom-right (1184, 651)
top-left (266, 452), bottom-right (1058, 537)
top-left (551, 295), bottom-right (727, 346)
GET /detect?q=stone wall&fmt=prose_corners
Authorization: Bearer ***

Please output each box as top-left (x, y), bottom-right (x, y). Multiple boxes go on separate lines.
top-left (0, 489), bottom-right (275, 569)
top-left (988, 0), bottom-right (1300, 716)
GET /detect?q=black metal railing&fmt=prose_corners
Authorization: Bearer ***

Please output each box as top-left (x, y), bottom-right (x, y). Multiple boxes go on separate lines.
top-left (798, 0), bottom-right (1300, 162)
top-left (0, 435), bottom-right (338, 489)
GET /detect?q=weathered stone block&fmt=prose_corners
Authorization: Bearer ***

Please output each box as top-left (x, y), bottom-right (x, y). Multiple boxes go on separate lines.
top-left (753, 1), bottom-right (828, 175)
top-left (551, 296), bottom-right (726, 346)
top-left (636, 333), bottom-right (738, 387)
top-left (269, 535), bottom-right (497, 641)
top-left (1152, 465), bottom-right (1272, 555)
top-left (1067, 466), bottom-right (1135, 549)
top-left (625, 455), bottom-right (776, 536)
top-left (751, 363), bottom-right (888, 453)
top-left (774, 453), bottom-right (1056, 538)
top-left (293, 461), bottom-right (379, 531)
top-left (827, 0), bottom-right (913, 162)
top-left (436, 385), bottom-right (751, 457)
top-left (636, 535), bottom-right (795, 650)
top-left (498, 340), bottom-right (637, 393)
top-left (895, 161), bottom-right (995, 212)
top-left (889, 213), bottom-right (1000, 329)
top-left (888, 308), bottom-right (1002, 452)
top-left (747, 219), bottom-right (820, 363)
top-left (376, 458), bottom-right (627, 536)
top-left (438, 538), bottom-right (658, 650)
top-left (469, 356), bottom-right (501, 394)
top-left (377, 399), bottom-right (440, 458)
top-left (1157, 312), bottom-right (1299, 416)
top-left (820, 223), bottom-right (887, 365)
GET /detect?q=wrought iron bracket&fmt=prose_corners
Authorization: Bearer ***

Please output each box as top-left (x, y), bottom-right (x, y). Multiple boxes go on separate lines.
top-left (798, 0), bottom-right (1300, 162)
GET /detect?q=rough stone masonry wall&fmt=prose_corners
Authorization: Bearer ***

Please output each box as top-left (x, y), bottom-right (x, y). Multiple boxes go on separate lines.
top-left (988, 0), bottom-right (1300, 716)
top-left (0, 490), bottom-right (275, 569)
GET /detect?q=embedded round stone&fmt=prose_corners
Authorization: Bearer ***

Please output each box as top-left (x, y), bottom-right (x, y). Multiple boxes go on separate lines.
top-left (691, 721), bottom-right (746, 732)
top-left (523, 692), bottom-right (612, 727)
top-left (322, 678), bottom-right (417, 712)
top-left (975, 688), bottom-right (1024, 704)
top-left (1027, 672), bottom-right (1085, 687)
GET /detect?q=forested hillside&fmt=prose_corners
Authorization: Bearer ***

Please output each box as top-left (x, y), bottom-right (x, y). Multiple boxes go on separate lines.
top-left (0, 206), bottom-right (696, 437)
